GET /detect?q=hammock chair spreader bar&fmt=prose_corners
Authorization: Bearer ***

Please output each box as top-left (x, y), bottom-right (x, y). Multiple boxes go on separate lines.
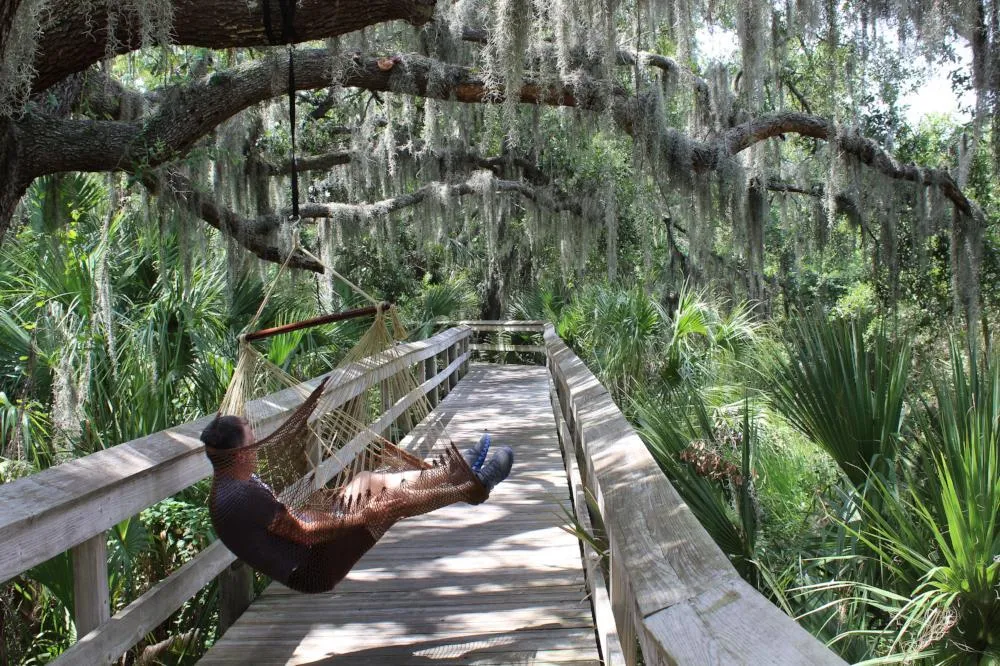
top-left (242, 302), bottom-right (393, 343)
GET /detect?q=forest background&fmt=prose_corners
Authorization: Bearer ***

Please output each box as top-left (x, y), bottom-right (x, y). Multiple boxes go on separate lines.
top-left (0, 0), bottom-right (998, 663)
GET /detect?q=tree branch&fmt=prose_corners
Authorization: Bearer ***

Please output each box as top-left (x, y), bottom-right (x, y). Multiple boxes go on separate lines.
top-left (141, 168), bottom-right (323, 272)
top-left (716, 112), bottom-right (975, 216)
top-left (765, 179), bottom-right (863, 229)
top-left (4, 51), bottom-right (979, 245)
top-left (268, 143), bottom-right (552, 187)
top-left (296, 172), bottom-right (580, 220)
top-left (29, 0), bottom-right (438, 95)
top-left (21, 50), bottom-right (585, 179)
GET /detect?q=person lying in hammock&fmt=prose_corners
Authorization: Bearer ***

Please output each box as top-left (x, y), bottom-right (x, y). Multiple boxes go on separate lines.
top-left (201, 412), bottom-right (514, 593)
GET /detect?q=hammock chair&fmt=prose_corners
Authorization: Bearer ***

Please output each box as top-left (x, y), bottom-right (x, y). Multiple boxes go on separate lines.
top-left (201, 21), bottom-right (511, 589)
top-left (203, 301), bottom-right (511, 593)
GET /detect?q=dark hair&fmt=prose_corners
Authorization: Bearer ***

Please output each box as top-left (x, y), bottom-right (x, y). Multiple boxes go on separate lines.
top-left (200, 415), bottom-right (249, 450)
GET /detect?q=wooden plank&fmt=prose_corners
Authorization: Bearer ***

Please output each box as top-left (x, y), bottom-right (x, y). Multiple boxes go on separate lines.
top-left (201, 628), bottom-right (597, 664)
top-left (218, 560), bottom-right (254, 635)
top-left (549, 381), bottom-right (627, 666)
top-left (310, 350), bottom-right (469, 487)
top-left (449, 319), bottom-right (546, 332)
top-left (425, 353), bottom-right (439, 407)
top-left (638, 577), bottom-right (842, 665)
top-left (0, 419), bottom-right (212, 585)
top-left (0, 327), bottom-right (471, 585)
top-left (56, 540), bottom-right (236, 666)
top-left (447, 344), bottom-right (458, 389)
top-left (471, 343), bottom-right (546, 353)
top-left (71, 535), bottom-right (110, 636)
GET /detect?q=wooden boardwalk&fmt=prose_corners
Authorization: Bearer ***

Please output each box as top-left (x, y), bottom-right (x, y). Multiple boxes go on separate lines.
top-left (200, 364), bottom-right (601, 665)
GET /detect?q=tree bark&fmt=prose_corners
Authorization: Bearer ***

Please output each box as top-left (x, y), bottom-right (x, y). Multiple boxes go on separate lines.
top-left (142, 168), bottom-right (323, 271)
top-left (0, 0), bottom-right (22, 59)
top-left (30, 0), bottom-right (438, 94)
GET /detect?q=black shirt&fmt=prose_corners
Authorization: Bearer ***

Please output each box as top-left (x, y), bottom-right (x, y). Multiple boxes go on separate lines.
top-left (210, 475), bottom-right (309, 585)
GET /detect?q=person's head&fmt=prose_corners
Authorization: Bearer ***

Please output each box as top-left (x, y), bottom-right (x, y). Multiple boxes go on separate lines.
top-left (201, 415), bottom-right (252, 449)
top-left (201, 415), bottom-right (255, 474)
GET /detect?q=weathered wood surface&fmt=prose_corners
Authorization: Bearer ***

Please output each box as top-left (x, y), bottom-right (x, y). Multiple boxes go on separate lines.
top-left (71, 535), bottom-right (111, 635)
top-left (0, 327), bottom-right (470, 585)
top-left (470, 343), bottom-right (545, 353)
top-left (543, 325), bottom-right (845, 665)
top-left (449, 320), bottom-right (546, 333)
top-left (200, 365), bottom-right (601, 665)
top-left (57, 540), bottom-right (236, 665)
top-left (548, 379), bottom-right (626, 665)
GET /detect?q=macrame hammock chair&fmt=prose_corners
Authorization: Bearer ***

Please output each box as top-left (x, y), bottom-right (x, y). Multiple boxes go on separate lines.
top-left (204, 5), bottom-right (496, 592)
top-left (205, 302), bottom-right (491, 593)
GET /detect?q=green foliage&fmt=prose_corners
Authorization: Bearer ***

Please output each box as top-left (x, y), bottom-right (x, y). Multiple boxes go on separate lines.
top-left (559, 284), bottom-right (667, 396)
top-left (556, 282), bottom-right (758, 400)
top-left (0, 173), bottom-right (376, 663)
top-left (769, 316), bottom-right (911, 486)
top-left (402, 274), bottom-right (478, 339)
top-left (807, 342), bottom-right (1000, 663)
top-left (637, 391), bottom-right (761, 581)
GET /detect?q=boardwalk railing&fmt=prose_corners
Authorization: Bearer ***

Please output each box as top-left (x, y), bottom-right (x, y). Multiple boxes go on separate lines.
top-left (448, 319), bottom-right (546, 356)
top-left (2, 320), bottom-right (844, 665)
top-left (543, 324), bottom-right (844, 665)
top-left (0, 327), bottom-right (471, 665)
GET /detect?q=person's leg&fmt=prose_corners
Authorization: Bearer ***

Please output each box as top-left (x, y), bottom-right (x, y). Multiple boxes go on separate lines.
top-left (341, 437), bottom-right (513, 501)
top-left (285, 442), bottom-right (516, 593)
top-left (338, 468), bottom-right (425, 499)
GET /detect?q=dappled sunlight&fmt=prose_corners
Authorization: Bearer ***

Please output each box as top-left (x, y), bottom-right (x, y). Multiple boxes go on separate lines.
top-left (203, 364), bottom-right (599, 664)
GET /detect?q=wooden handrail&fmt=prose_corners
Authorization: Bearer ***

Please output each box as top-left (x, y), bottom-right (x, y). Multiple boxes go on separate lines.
top-left (542, 324), bottom-right (844, 665)
top-left (0, 326), bottom-right (472, 665)
top-left (447, 319), bottom-right (546, 333)
top-left (1, 320), bottom-right (841, 664)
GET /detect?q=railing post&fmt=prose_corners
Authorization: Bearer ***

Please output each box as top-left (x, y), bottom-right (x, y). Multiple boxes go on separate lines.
top-left (447, 343), bottom-right (458, 390)
top-left (218, 560), bottom-right (254, 635)
top-left (71, 533), bottom-right (110, 637)
top-left (380, 373), bottom-right (394, 437)
top-left (437, 350), bottom-right (449, 400)
top-left (461, 336), bottom-right (470, 376)
top-left (426, 353), bottom-right (439, 407)
top-left (415, 354), bottom-right (427, 384)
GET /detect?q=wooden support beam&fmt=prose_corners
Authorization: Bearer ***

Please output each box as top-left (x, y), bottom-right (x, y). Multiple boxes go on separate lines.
top-left (471, 343), bottom-right (546, 353)
top-left (55, 541), bottom-right (236, 665)
top-left (549, 380), bottom-right (627, 665)
top-left (71, 535), bottom-right (110, 636)
top-left (218, 560), bottom-right (255, 635)
top-left (447, 345), bottom-right (458, 390)
top-left (447, 320), bottom-right (546, 333)
top-left (425, 354), bottom-right (439, 408)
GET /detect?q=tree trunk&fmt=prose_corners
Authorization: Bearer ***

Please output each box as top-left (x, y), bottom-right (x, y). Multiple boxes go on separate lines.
top-left (0, 118), bottom-right (30, 242)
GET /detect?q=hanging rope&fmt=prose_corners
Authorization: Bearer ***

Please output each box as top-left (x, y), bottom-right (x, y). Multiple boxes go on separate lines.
top-left (296, 244), bottom-right (380, 305)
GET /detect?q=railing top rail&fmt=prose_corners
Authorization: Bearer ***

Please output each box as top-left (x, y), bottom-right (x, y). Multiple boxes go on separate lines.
top-left (0, 326), bottom-right (471, 585)
top-left (446, 320), bottom-right (546, 332)
top-left (542, 324), bottom-right (843, 665)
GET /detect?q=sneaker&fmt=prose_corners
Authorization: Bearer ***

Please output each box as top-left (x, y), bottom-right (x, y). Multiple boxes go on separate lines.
top-left (476, 446), bottom-right (514, 491)
top-left (461, 432), bottom-right (491, 473)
